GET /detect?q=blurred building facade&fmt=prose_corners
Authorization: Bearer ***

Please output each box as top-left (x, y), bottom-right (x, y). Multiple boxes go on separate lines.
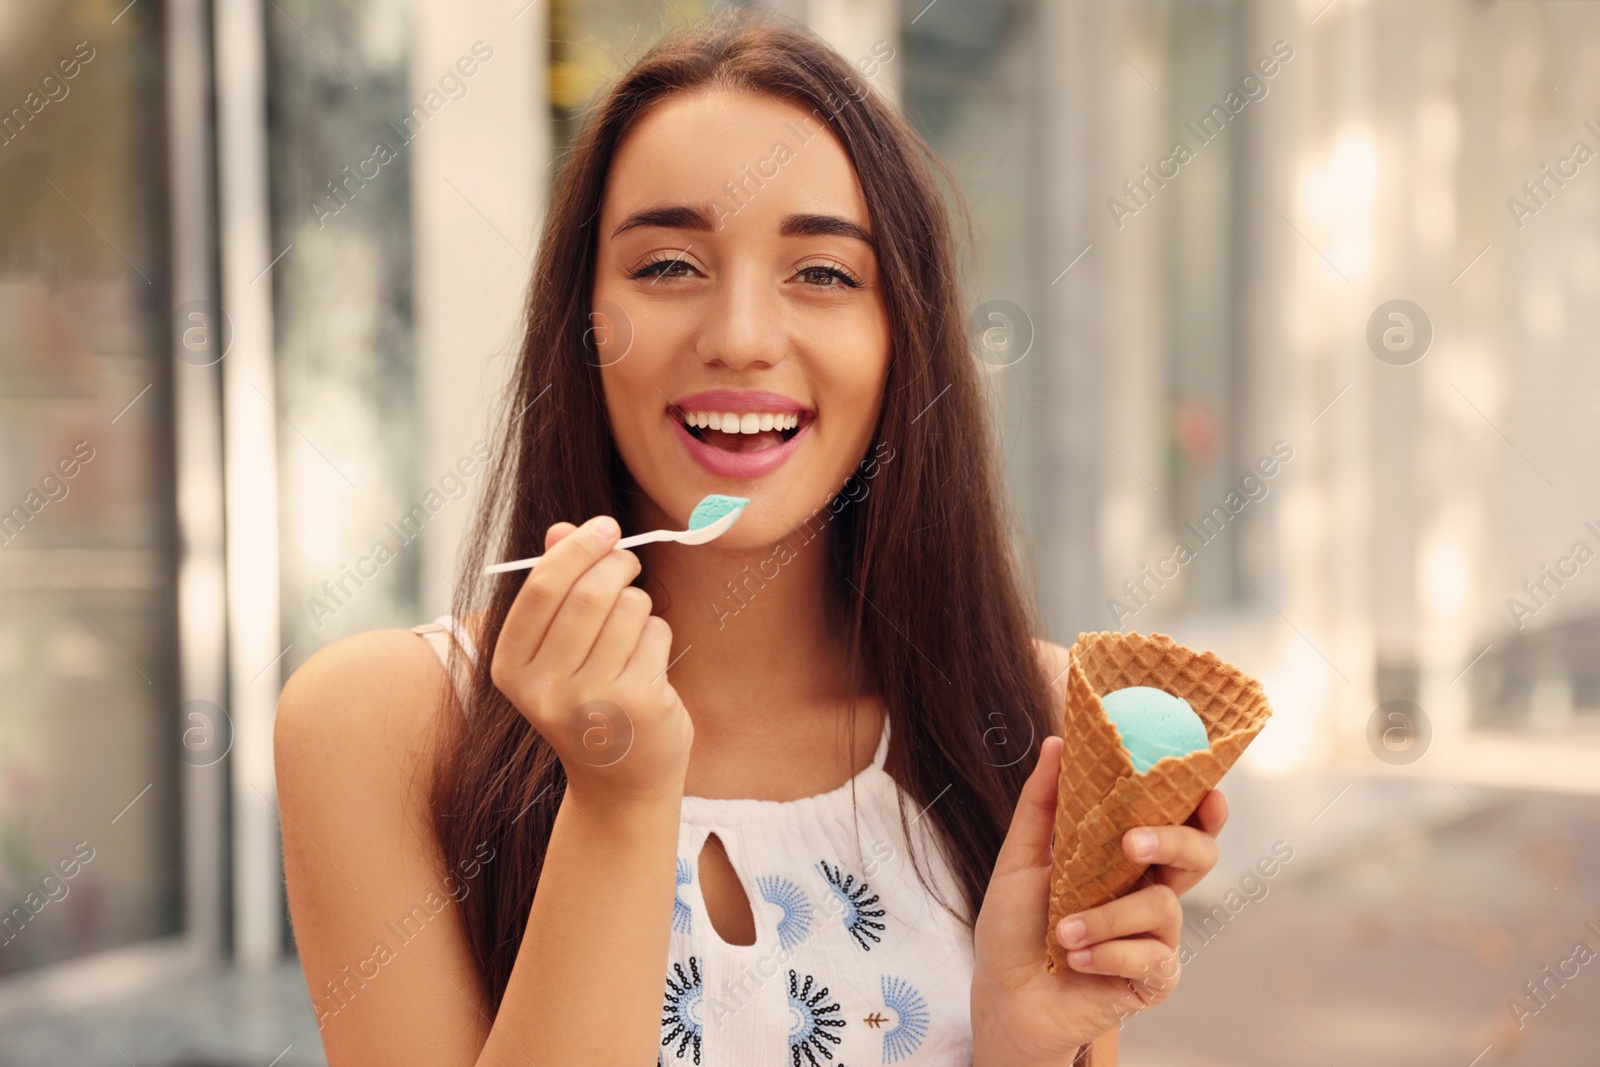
top-left (0, 0), bottom-right (1595, 1021)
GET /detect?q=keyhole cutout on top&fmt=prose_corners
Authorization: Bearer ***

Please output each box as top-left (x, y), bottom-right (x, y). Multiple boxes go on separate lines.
top-left (697, 833), bottom-right (757, 947)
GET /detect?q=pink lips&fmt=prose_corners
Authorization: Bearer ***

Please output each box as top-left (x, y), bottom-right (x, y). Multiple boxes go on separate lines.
top-left (668, 390), bottom-right (814, 479)
top-left (671, 390), bottom-right (811, 416)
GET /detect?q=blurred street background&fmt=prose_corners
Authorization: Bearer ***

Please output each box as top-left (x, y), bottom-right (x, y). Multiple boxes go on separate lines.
top-left (1, 0), bottom-right (1598, 1063)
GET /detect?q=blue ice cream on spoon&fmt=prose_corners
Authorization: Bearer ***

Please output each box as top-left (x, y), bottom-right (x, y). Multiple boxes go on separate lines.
top-left (686, 494), bottom-right (747, 531)
top-left (1099, 686), bottom-right (1210, 773)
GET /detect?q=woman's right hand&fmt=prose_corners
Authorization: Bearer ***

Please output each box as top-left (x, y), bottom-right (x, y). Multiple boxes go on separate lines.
top-left (489, 514), bottom-right (693, 806)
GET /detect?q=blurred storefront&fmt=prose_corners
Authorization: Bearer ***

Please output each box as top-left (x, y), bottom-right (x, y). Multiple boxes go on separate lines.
top-left (0, 0), bottom-right (191, 990)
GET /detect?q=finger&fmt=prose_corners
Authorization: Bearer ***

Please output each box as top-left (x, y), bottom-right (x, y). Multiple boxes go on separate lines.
top-left (498, 515), bottom-right (622, 666)
top-left (1055, 883), bottom-right (1181, 952)
top-left (619, 613), bottom-right (675, 686)
top-left (1063, 935), bottom-right (1182, 989)
top-left (1122, 823), bottom-right (1218, 878)
top-left (531, 548), bottom-right (642, 679)
top-left (581, 585), bottom-right (654, 679)
top-left (1185, 789), bottom-right (1228, 836)
top-left (545, 521), bottom-right (579, 551)
top-left (990, 736), bottom-right (1063, 879)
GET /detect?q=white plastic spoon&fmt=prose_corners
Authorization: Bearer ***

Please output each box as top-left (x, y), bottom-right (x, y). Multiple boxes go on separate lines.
top-left (482, 494), bottom-right (750, 575)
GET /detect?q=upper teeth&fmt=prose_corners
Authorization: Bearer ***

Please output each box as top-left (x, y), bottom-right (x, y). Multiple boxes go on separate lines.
top-left (682, 411), bottom-right (801, 433)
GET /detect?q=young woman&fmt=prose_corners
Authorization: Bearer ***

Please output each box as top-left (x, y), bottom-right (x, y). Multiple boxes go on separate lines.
top-left (276, 11), bottom-right (1227, 1066)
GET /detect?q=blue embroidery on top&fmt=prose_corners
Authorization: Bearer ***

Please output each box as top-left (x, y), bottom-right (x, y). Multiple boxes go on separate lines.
top-left (787, 969), bottom-right (846, 1066)
top-left (673, 856), bottom-right (693, 934)
top-left (757, 874), bottom-right (814, 952)
top-left (660, 956), bottom-right (704, 1065)
top-left (878, 974), bottom-right (930, 1063)
top-left (815, 859), bottom-right (886, 951)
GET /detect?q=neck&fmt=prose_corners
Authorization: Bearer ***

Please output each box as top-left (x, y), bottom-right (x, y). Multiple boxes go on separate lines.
top-left (638, 524), bottom-right (864, 740)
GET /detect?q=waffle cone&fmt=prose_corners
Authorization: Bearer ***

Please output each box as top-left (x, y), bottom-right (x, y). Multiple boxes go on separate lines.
top-left (1044, 631), bottom-right (1272, 975)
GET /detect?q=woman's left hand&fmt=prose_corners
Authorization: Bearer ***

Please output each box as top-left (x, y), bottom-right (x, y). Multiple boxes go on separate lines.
top-left (970, 736), bottom-right (1228, 1065)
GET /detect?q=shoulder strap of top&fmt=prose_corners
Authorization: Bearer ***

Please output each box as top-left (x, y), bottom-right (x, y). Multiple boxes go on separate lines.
top-left (410, 614), bottom-right (476, 713)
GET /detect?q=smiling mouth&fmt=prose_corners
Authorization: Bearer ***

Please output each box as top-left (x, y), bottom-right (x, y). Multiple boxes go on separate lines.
top-left (674, 409), bottom-right (809, 453)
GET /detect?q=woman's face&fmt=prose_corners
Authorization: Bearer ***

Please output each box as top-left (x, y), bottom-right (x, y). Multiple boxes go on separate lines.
top-left (593, 88), bottom-right (890, 546)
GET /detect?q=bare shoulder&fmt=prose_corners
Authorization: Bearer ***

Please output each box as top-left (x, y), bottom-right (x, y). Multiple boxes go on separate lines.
top-left (273, 626), bottom-right (458, 877)
top-left (275, 628), bottom-right (491, 1057)
top-left (1032, 637), bottom-right (1075, 732)
top-left (276, 627), bottom-right (453, 775)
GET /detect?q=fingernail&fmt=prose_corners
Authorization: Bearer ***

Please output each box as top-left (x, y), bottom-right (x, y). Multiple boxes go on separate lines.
top-left (590, 516), bottom-right (620, 543)
top-left (1131, 828), bottom-right (1157, 860)
top-left (1067, 949), bottom-right (1092, 968)
top-left (1059, 917), bottom-right (1086, 945)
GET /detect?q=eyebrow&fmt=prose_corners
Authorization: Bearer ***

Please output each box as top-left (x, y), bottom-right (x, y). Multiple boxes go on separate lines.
top-left (610, 203), bottom-right (874, 248)
top-left (611, 203), bottom-right (715, 237)
top-left (781, 212), bottom-right (874, 247)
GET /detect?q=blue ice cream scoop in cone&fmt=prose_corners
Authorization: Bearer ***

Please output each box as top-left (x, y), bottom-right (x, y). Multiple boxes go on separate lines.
top-left (1099, 686), bottom-right (1211, 773)
top-left (1044, 631), bottom-right (1272, 975)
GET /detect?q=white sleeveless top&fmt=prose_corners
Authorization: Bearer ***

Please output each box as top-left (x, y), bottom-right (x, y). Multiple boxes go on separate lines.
top-left (412, 615), bottom-right (976, 1066)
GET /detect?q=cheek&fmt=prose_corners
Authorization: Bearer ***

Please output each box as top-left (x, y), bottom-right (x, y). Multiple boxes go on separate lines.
top-left (812, 316), bottom-right (889, 445)
top-left (834, 365), bottom-right (886, 447)
top-left (598, 360), bottom-right (653, 458)
top-left (596, 310), bottom-right (680, 459)
top-left (588, 297), bottom-right (637, 367)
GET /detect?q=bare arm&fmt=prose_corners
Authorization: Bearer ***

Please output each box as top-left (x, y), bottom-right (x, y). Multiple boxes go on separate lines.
top-left (276, 629), bottom-right (498, 1064)
top-left (277, 515), bottom-right (693, 1065)
top-left (498, 781), bottom-right (683, 1064)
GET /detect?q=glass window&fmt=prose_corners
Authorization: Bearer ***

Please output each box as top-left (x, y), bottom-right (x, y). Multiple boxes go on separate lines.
top-left (0, 4), bottom-right (180, 973)
top-left (264, 0), bottom-right (421, 667)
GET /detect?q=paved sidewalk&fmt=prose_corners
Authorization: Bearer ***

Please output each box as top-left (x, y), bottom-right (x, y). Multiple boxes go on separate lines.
top-left (1121, 787), bottom-right (1600, 1065)
top-left (0, 963), bottom-right (326, 1067)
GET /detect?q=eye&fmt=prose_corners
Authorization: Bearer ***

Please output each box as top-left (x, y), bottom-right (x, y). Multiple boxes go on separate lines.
top-left (628, 251), bottom-right (700, 282)
top-left (794, 260), bottom-right (864, 289)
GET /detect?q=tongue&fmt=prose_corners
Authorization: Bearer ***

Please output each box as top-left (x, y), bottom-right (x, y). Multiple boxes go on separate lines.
top-left (704, 428), bottom-right (786, 453)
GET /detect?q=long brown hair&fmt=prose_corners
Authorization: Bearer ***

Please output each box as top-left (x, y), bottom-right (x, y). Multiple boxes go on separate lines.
top-left (430, 7), bottom-right (1055, 1011)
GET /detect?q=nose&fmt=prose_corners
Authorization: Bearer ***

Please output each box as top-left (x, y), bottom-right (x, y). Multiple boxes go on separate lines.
top-left (694, 262), bottom-right (786, 370)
